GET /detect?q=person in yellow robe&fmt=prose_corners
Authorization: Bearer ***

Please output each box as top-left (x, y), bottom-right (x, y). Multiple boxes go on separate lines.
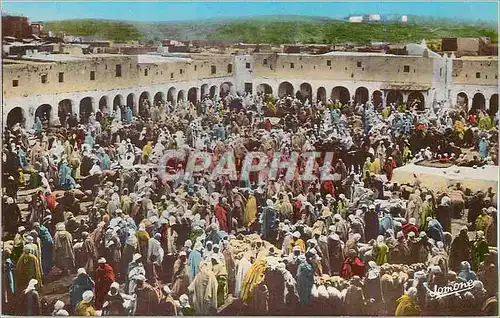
top-left (289, 231), bottom-right (306, 252)
top-left (372, 235), bottom-right (388, 265)
top-left (362, 158), bottom-right (372, 182)
top-left (395, 287), bottom-right (421, 316)
top-left (475, 208), bottom-right (491, 232)
top-left (454, 120), bottom-right (465, 141)
top-left (243, 191), bottom-right (257, 227)
top-left (15, 245), bottom-right (43, 295)
top-left (370, 157), bottom-right (381, 175)
top-left (382, 106), bottom-right (391, 119)
top-left (141, 141), bottom-right (153, 164)
top-left (75, 290), bottom-right (96, 316)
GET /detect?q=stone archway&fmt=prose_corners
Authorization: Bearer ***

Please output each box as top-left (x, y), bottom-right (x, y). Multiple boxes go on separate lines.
top-left (126, 93), bottom-right (136, 114)
top-left (296, 83), bottom-right (312, 102)
top-left (177, 90), bottom-right (186, 104)
top-left (167, 87), bottom-right (177, 106)
top-left (456, 92), bottom-right (469, 113)
top-left (35, 104), bottom-right (52, 126)
top-left (188, 87), bottom-right (199, 104)
top-left (331, 86), bottom-right (350, 105)
top-left (7, 107), bottom-right (26, 128)
top-left (489, 94), bottom-right (498, 116)
top-left (386, 90), bottom-right (404, 105)
top-left (354, 87), bottom-right (369, 105)
top-left (154, 92), bottom-right (165, 106)
top-left (209, 85), bottom-right (217, 99)
top-left (113, 95), bottom-right (124, 111)
top-left (201, 84), bottom-right (209, 97)
top-left (407, 91), bottom-right (425, 111)
top-left (471, 92), bottom-right (485, 114)
top-left (79, 97), bottom-right (94, 123)
top-left (317, 87), bottom-right (326, 103)
top-left (220, 82), bottom-right (233, 99)
top-left (99, 96), bottom-right (109, 113)
top-left (278, 82), bottom-right (294, 98)
top-left (58, 99), bottom-right (73, 126)
top-left (257, 83), bottom-right (273, 95)
top-left (372, 90), bottom-right (383, 108)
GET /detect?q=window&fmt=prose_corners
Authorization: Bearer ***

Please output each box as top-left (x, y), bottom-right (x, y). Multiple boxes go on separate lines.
top-left (476, 72), bottom-right (481, 78)
top-left (227, 64), bottom-right (233, 73)
top-left (115, 64), bottom-right (122, 77)
top-left (211, 65), bottom-right (216, 74)
top-left (180, 69), bottom-right (184, 74)
top-left (357, 61), bottom-right (362, 67)
top-left (351, 73), bottom-right (354, 78)
top-left (290, 63), bottom-right (295, 69)
top-left (244, 82), bottom-right (253, 94)
top-left (245, 62), bottom-right (251, 69)
top-left (403, 65), bottom-right (410, 72)
top-left (41, 74), bottom-right (47, 84)
top-left (144, 69), bottom-right (148, 76)
top-left (170, 72), bottom-right (174, 79)
top-left (496, 75), bottom-right (498, 79)
top-left (440, 68), bottom-right (442, 77)
top-left (12, 80), bottom-right (18, 87)
top-left (90, 71), bottom-right (95, 81)
top-left (263, 59), bottom-right (268, 65)
top-left (326, 60), bottom-right (331, 66)
top-left (194, 65), bottom-right (197, 71)
top-left (58, 72), bottom-right (64, 83)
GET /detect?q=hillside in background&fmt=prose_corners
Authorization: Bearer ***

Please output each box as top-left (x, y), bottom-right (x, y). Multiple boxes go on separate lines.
top-left (44, 15), bottom-right (498, 44)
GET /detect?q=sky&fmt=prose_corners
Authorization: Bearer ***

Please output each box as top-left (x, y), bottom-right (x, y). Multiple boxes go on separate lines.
top-left (1, 1), bottom-right (498, 23)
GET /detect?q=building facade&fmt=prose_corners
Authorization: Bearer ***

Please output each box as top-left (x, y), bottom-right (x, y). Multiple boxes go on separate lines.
top-left (2, 43), bottom-right (498, 129)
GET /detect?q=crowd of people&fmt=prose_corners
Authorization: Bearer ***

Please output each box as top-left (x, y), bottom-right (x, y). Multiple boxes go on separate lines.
top-left (1, 88), bottom-right (498, 316)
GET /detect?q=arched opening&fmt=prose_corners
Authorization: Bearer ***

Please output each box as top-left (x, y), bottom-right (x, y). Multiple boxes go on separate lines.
top-left (296, 83), bottom-right (312, 102)
top-left (209, 85), bottom-right (217, 99)
top-left (407, 92), bottom-right (425, 111)
top-left (58, 99), bottom-right (73, 126)
top-left (220, 82), bottom-right (233, 99)
top-left (489, 94), bottom-right (498, 116)
top-left (201, 84), bottom-right (209, 98)
top-left (386, 90), bottom-right (404, 106)
top-left (471, 93), bottom-right (485, 114)
top-left (456, 92), bottom-right (469, 113)
top-left (7, 107), bottom-right (26, 128)
top-left (35, 104), bottom-right (52, 127)
top-left (113, 95), bottom-right (124, 111)
top-left (317, 87), bottom-right (326, 103)
top-left (126, 93), bottom-right (136, 114)
top-left (278, 82), bottom-right (294, 98)
top-left (188, 87), bottom-right (198, 104)
top-left (99, 96), bottom-right (109, 113)
top-left (79, 97), bottom-right (94, 123)
top-left (154, 92), bottom-right (165, 107)
top-left (354, 87), bottom-right (369, 105)
top-left (256, 84), bottom-right (273, 95)
top-left (177, 90), bottom-right (186, 104)
top-left (167, 87), bottom-right (177, 106)
top-left (139, 91), bottom-right (151, 117)
top-left (372, 90), bottom-right (383, 108)
top-left (331, 86), bottom-right (350, 105)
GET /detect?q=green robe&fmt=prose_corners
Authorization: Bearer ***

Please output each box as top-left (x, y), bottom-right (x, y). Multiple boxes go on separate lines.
top-left (472, 238), bottom-right (489, 271)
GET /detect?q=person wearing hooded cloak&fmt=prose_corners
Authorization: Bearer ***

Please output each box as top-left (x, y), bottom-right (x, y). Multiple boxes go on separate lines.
top-left (17, 279), bottom-right (41, 316)
top-left (395, 287), bottom-right (421, 316)
top-left (75, 290), bottom-right (96, 316)
top-left (37, 222), bottom-right (54, 274)
top-left (15, 246), bottom-right (42, 295)
top-left (95, 258), bottom-right (116, 310)
top-left (69, 268), bottom-right (95, 310)
top-left (134, 275), bottom-right (160, 315)
top-left (244, 192), bottom-right (258, 227)
top-left (53, 222), bottom-right (75, 275)
top-left (471, 231), bottom-right (489, 271)
top-left (188, 261), bottom-right (218, 315)
top-left (188, 242), bottom-right (202, 283)
top-left (296, 255), bottom-right (314, 307)
top-left (172, 251), bottom-right (190, 298)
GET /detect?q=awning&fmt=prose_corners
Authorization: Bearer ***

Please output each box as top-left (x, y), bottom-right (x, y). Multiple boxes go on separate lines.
top-left (381, 84), bottom-right (430, 91)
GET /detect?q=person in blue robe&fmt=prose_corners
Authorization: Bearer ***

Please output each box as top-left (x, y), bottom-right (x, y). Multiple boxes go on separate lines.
top-left (379, 211), bottom-right (394, 236)
top-left (426, 218), bottom-right (444, 242)
top-left (17, 147), bottom-right (28, 168)
top-left (69, 269), bottom-right (95, 310)
top-left (188, 243), bottom-right (203, 280)
top-left (37, 223), bottom-right (54, 274)
top-left (125, 106), bottom-right (133, 123)
top-left (97, 151), bottom-right (111, 171)
top-left (478, 137), bottom-right (489, 160)
top-left (84, 133), bottom-right (95, 149)
top-left (260, 202), bottom-right (277, 241)
top-left (58, 160), bottom-right (77, 189)
top-left (33, 116), bottom-right (42, 133)
top-left (4, 251), bottom-right (15, 301)
top-left (296, 256), bottom-right (314, 306)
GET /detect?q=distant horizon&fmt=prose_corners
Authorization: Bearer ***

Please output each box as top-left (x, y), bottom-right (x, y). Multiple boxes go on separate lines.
top-left (1, 1), bottom-right (498, 24)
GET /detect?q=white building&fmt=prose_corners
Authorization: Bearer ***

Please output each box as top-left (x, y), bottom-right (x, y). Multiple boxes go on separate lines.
top-left (349, 16), bottom-right (364, 23)
top-left (401, 15), bottom-right (408, 23)
top-left (368, 14), bottom-right (381, 22)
